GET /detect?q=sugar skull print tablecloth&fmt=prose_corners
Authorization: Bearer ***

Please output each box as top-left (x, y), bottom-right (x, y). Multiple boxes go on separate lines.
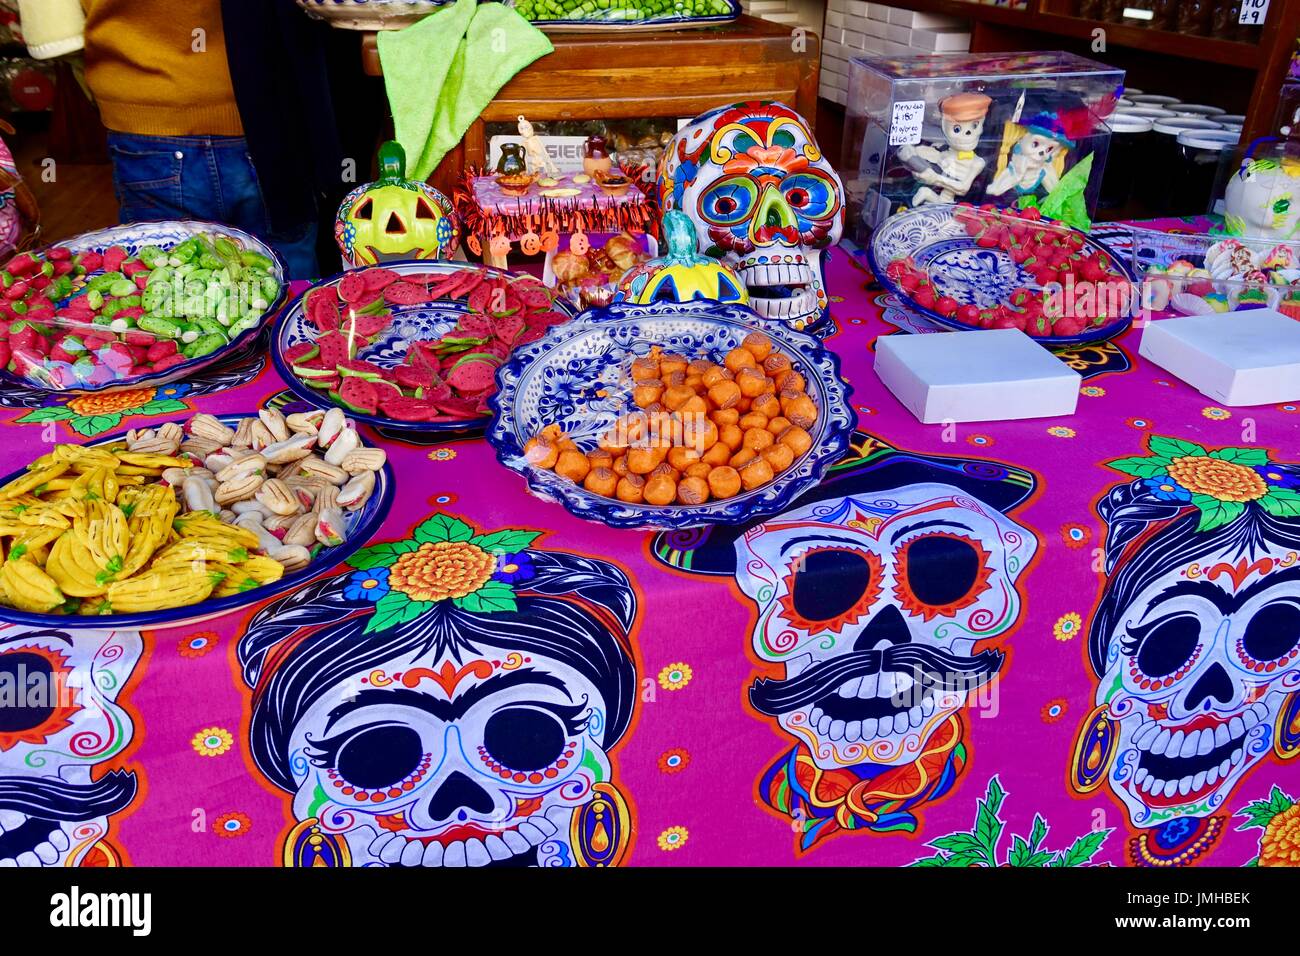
top-left (0, 228), bottom-right (1298, 870)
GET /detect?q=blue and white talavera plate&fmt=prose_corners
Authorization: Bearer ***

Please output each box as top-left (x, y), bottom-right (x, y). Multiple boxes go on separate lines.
top-left (867, 204), bottom-right (1135, 346)
top-left (488, 299), bottom-right (855, 530)
top-left (273, 259), bottom-right (575, 437)
top-left (0, 414), bottom-right (394, 630)
top-left (1, 220), bottom-right (288, 397)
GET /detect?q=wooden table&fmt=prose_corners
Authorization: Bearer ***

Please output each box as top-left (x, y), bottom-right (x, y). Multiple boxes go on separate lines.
top-left (361, 15), bottom-right (821, 197)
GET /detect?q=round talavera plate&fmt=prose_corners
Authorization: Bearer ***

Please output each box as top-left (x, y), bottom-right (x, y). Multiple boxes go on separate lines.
top-left (868, 205), bottom-right (1135, 345)
top-left (272, 260), bottom-right (575, 437)
top-left (488, 299), bottom-right (854, 530)
top-left (1, 220), bottom-right (287, 396)
top-left (0, 414), bottom-right (393, 630)
top-left (295, 0), bottom-right (446, 29)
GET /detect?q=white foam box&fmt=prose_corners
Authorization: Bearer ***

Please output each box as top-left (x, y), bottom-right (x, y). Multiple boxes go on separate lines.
top-left (864, 16), bottom-right (890, 36)
top-left (882, 40), bottom-right (916, 55)
top-left (822, 56), bottom-right (848, 76)
top-left (823, 39), bottom-right (848, 60)
top-left (887, 7), bottom-right (963, 27)
top-left (846, 0), bottom-right (869, 17)
top-left (886, 22), bottom-right (912, 42)
top-left (910, 27), bottom-right (971, 51)
top-left (863, 35), bottom-right (886, 53)
top-left (866, 3), bottom-right (893, 19)
top-left (875, 329), bottom-right (1082, 423)
top-left (843, 28), bottom-right (867, 48)
top-left (826, 10), bottom-right (846, 27)
top-left (1139, 310), bottom-right (1300, 406)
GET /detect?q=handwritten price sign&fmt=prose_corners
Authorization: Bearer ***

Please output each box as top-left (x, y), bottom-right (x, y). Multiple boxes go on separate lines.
top-left (1240, 0), bottom-right (1269, 25)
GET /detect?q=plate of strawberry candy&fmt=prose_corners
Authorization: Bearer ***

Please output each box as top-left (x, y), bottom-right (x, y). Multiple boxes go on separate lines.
top-left (272, 260), bottom-right (575, 434)
top-left (868, 203), bottom-right (1136, 345)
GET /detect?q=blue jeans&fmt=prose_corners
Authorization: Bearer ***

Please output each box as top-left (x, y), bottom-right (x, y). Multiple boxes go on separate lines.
top-left (107, 131), bottom-right (319, 279)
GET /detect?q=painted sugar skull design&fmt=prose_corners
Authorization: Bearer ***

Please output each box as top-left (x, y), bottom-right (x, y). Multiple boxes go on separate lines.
top-left (238, 513), bottom-right (638, 868)
top-left (654, 435), bottom-right (1038, 849)
top-left (659, 101), bottom-right (843, 330)
top-left (1073, 436), bottom-right (1300, 866)
top-left (0, 626), bottom-right (142, 867)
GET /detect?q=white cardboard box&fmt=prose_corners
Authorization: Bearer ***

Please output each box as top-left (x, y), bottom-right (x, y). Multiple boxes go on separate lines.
top-left (864, 17), bottom-right (890, 36)
top-left (863, 35), bottom-right (886, 53)
top-left (866, 2), bottom-right (892, 20)
top-left (910, 27), bottom-right (971, 51)
top-left (822, 55), bottom-right (848, 76)
top-left (886, 22), bottom-right (912, 42)
top-left (846, 0), bottom-right (869, 17)
top-left (826, 10), bottom-right (846, 27)
top-left (875, 329), bottom-right (1082, 423)
top-left (843, 28), bottom-right (867, 47)
top-left (887, 7), bottom-right (963, 27)
top-left (882, 40), bottom-right (916, 55)
top-left (1139, 310), bottom-right (1300, 406)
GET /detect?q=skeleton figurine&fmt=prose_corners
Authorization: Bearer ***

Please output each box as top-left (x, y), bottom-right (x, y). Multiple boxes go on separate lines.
top-left (517, 115), bottom-right (558, 179)
top-left (898, 93), bottom-right (992, 206)
top-left (987, 123), bottom-right (1070, 198)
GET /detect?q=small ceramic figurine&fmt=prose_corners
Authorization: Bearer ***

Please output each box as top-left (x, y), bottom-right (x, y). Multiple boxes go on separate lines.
top-left (615, 209), bottom-right (749, 305)
top-left (518, 115), bottom-right (559, 179)
top-left (897, 92), bottom-right (992, 206)
top-left (496, 141), bottom-right (527, 176)
top-left (334, 140), bottom-right (458, 267)
top-left (1223, 150), bottom-right (1300, 240)
top-left (987, 124), bottom-right (1070, 198)
top-left (584, 135), bottom-right (612, 177)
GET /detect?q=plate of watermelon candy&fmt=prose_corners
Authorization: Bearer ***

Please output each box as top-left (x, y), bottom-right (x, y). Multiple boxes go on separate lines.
top-left (273, 260), bottom-right (575, 434)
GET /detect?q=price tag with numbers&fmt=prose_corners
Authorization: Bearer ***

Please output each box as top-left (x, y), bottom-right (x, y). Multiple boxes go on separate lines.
top-left (889, 100), bottom-right (926, 147)
top-left (1240, 0), bottom-right (1269, 25)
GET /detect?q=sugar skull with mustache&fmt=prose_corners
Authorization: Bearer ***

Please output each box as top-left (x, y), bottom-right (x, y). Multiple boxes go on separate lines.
top-left (0, 626), bottom-right (141, 868)
top-left (659, 101), bottom-right (844, 330)
top-left (654, 436), bottom-right (1038, 849)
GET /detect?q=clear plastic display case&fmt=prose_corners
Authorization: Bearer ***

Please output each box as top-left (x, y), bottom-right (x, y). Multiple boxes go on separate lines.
top-left (841, 51), bottom-right (1125, 245)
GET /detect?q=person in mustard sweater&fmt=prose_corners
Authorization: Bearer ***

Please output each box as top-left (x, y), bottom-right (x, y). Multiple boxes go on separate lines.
top-left (20, 0), bottom-right (343, 278)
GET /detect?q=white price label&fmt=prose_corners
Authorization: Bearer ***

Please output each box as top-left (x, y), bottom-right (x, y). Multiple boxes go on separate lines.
top-left (890, 100), bottom-right (926, 147)
top-left (1240, 0), bottom-right (1269, 25)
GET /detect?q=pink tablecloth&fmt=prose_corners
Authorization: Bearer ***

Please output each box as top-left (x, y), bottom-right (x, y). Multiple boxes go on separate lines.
top-left (0, 241), bottom-right (1297, 869)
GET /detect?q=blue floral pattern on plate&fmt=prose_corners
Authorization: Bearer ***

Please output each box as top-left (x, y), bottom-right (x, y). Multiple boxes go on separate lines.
top-left (867, 205), bottom-right (1135, 345)
top-left (1, 220), bottom-right (287, 397)
top-left (0, 414), bottom-right (393, 630)
top-left (487, 300), bottom-right (855, 530)
top-left (272, 259), bottom-right (575, 436)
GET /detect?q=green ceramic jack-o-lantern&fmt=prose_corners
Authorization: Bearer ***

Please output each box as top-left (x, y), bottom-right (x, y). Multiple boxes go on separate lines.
top-left (334, 141), bottom-right (459, 266)
top-left (615, 210), bottom-right (750, 305)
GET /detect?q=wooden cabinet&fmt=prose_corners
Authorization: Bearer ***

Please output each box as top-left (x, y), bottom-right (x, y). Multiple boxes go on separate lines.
top-left (361, 15), bottom-right (822, 196)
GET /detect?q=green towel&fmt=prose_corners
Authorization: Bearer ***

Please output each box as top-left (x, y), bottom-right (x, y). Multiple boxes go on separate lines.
top-left (378, 0), bottom-right (553, 181)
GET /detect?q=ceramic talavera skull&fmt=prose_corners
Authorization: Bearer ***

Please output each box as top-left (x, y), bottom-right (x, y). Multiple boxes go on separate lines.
top-left (238, 515), bottom-right (638, 868)
top-left (0, 626), bottom-right (142, 867)
top-left (652, 439), bottom-right (1038, 845)
top-left (659, 101), bottom-right (844, 330)
top-left (1074, 438), bottom-right (1300, 836)
top-left (335, 140), bottom-right (459, 267)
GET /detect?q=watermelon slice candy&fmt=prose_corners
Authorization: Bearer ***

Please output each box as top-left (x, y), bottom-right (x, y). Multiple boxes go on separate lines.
top-left (283, 342), bottom-right (320, 364)
top-left (381, 395), bottom-right (443, 422)
top-left (345, 310), bottom-right (393, 341)
top-left (316, 329), bottom-right (355, 366)
top-left (360, 267), bottom-right (399, 292)
top-left (511, 277), bottom-right (554, 310)
top-left (385, 281), bottom-right (429, 306)
top-left (336, 272), bottom-right (369, 304)
top-left (335, 376), bottom-right (379, 415)
top-left (337, 358), bottom-right (387, 380)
